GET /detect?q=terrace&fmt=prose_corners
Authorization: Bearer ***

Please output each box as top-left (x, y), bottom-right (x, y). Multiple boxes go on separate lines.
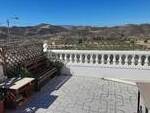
top-left (2, 42), bottom-right (150, 113)
top-left (8, 75), bottom-right (138, 113)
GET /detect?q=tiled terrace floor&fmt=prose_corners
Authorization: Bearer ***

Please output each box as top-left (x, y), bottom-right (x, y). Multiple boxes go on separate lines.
top-left (8, 75), bottom-right (138, 113)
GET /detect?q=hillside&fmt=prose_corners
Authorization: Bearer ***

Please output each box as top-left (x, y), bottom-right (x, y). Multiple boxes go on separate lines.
top-left (0, 23), bottom-right (150, 40)
top-left (0, 23), bottom-right (68, 39)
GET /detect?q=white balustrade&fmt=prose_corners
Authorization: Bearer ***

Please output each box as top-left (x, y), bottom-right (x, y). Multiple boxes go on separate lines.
top-left (48, 49), bottom-right (150, 69)
top-left (45, 49), bottom-right (150, 81)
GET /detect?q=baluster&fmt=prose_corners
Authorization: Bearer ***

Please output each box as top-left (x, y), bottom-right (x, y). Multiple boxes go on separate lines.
top-left (75, 54), bottom-right (77, 63)
top-left (95, 54), bottom-right (98, 64)
top-left (90, 54), bottom-right (93, 63)
top-left (79, 54), bottom-right (82, 63)
top-left (101, 54), bottom-right (104, 65)
top-left (60, 53), bottom-right (63, 61)
top-left (118, 55), bottom-right (122, 65)
top-left (131, 55), bottom-right (135, 66)
top-left (144, 55), bottom-right (148, 66)
top-left (107, 54), bottom-right (110, 65)
top-left (138, 55), bottom-right (142, 66)
top-left (112, 54), bottom-right (116, 65)
top-left (85, 54), bottom-right (88, 63)
top-left (69, 54), bottom-right (72, 63)
top-left (124, 55), bottom-right (128, 65)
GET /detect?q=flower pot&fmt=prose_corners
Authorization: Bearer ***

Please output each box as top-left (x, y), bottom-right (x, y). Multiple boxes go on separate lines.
top-left (0, 100), bottom-right (4, 113)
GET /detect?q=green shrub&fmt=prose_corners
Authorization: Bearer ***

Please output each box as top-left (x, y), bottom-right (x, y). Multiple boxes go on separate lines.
top-left (19, 67), bottom-right (32, 78)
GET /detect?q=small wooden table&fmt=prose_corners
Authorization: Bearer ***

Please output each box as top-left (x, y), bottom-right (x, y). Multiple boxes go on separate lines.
top-left (5, 77), bottom-right (35, 108)
top-left (9, 77), bottom-right (34, 90)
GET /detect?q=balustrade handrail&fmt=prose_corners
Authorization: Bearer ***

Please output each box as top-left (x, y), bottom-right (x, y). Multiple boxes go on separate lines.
top-left (49, 49), bottom-right (150, 55)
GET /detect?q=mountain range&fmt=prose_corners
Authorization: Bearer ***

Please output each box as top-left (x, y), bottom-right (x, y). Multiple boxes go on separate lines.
top-left (0, 23), bottom-right (150, 40)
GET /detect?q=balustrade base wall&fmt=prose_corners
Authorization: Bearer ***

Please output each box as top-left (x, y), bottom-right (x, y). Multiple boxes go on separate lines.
top-left (61, 63), bottom-right (150, 81)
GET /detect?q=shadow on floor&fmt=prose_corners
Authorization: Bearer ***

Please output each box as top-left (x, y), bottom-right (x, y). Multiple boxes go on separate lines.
top-left (7, 67), bottom-right (72, 113)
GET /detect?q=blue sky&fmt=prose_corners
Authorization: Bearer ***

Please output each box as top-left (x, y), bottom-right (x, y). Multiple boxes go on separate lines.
top-left (0, 0), bottom-right (150, 26)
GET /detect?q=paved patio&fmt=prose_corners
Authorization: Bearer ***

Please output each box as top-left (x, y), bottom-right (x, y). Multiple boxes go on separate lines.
top-left (8, 75), bottom-right (138, 113)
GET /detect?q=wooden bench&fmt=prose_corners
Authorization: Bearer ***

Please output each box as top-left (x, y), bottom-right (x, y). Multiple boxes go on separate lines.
top-left (24, 55), bottom-right (58, 90)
